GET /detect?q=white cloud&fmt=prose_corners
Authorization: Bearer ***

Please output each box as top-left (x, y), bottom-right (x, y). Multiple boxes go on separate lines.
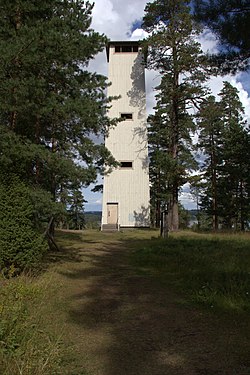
top-left (145, 69), bottom-right (161, 114)
top-left (231, 78), bottom-right (250, 121)
top-left (84, 192), bottom-right (102, 207)
top-left (130, 28), bottom-right (148, 40)
top-left (197, 28), bottom-right (250, 120)
top-left (91, 0), bottom-right (119, 29)
top-left (207, 74), bottom-right (250, 121)
top-left (91, 0), bottom-right (126, 39)
top-left (198, 29), bottom-right (219, 54)
top-left (180, 192), bottom-right (197, 210)
top-left (88, 51), bottom-right (108, 76)
top-left (90, 0), bottom-right (148, 40)
top-left (87, 198), bottom-right (102, 205)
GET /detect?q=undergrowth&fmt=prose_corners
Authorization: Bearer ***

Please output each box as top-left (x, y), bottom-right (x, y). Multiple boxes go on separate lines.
top-left (0, 274), bottom-right (63, 375)
top-left (132, 233), bottom-right (250, 312)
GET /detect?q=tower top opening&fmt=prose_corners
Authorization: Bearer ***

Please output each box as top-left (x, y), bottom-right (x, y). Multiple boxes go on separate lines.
top-left (106, 40), bottom-right (141, 62)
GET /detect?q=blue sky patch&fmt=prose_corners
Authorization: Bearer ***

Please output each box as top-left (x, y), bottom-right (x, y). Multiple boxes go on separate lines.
top-left (131, 19), bottom-right (142, 32)
top-left (238, 71), bottom-right (250, 95)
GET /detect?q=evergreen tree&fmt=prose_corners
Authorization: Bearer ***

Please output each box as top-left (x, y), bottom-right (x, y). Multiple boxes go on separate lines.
top-left (194, 0), bottom-right (250, 71)
top-left (178, 203), bottom-right (191, 229)
top-left (147, 113), bottom-right (169, 227)
top-left (0, 174), bottom-right (48, 273)
top-left (197, 95), bottom-right (223, 230)
top-left (67, 189), bottom-right (86, 230)
top-left (189, 175), bottom-right (206, 230)
top-left (197, 83), bottom-right (250, 231)
top-left (218, 82), bottom-right (250, 230)
top-left (0, 1), bottom-right (117, 244)
top-left (143, 0), bottom-right (207, 231)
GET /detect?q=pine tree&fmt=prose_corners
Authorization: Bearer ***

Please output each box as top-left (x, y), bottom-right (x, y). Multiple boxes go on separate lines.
top-left (147, 113), bottom-right (169, 227)
top-left (197, 95), bottom-right (224, 230)
top-left (218, 82), bottom-right (250, 230)
top-left (197, 83), bottom-right (250, 231)
top-left (189, 175), bottom-right (207, 230)
top-left (0, 1), bottom-right (117, 241)
top-left (194, 0), bottom-right (250, 71)
top-left (143, 0), bottom-right (207, 231)
top-left (67, 189), bottom-right (86, 230)
top-left (0, 174), bottom-right (48, 273)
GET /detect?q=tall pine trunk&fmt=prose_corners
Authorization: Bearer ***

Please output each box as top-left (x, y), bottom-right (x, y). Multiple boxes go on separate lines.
top-left (211, 135), bottom-right (218, 231)
top-left (10, 6), bottom-right (21, 130)
top-left (240, 179), bottom-right (245, 231)
top-left (212, 167), bottom-right (218, 231)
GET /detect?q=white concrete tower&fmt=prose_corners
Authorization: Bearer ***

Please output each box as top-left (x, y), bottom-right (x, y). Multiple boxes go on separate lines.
top-left (102, 41), bottom-right (150, 229)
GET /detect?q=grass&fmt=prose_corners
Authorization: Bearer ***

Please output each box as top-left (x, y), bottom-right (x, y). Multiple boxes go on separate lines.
top-left (1, 229), bottom-right (249, 374)
top-left (0, 229), bottom-right (107, 375)
top-left (56, 229), bottom-right (250, 313)
top-left (0, 228), bottom-right (158, 375)
top-left (0, 273), bottom-right (64, 375)
top-left (131, 231), bottom-right (250, 313)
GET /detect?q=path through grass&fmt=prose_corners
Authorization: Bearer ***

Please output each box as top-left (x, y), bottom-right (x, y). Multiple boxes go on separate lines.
top-left (1, 229), bottom-right (249, 374)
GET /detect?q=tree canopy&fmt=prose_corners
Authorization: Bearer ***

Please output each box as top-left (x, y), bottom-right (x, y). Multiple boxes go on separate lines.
top-left (194, 0), bottom-right (250, 71)
top-left (0, 0), bottom-right (117, 270)
top-left (196, 82), bottom-right (250, 230)
top-left (143, 0), bottom-right (208, 231)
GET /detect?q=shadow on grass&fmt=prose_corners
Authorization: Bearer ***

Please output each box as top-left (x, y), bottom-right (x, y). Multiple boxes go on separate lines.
top-left (42, 230), bottom-right (85, 267)
top-left (56, 231), bottom-right (250, 375)
top-left (42, 229), bottom-right (117, 270)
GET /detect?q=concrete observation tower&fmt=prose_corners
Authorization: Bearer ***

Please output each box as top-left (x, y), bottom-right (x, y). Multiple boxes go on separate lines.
top-left (101, 41), bottom-right (150, 230)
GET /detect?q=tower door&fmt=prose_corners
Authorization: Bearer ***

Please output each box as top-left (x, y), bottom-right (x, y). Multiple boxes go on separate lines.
top-left (107, 203), bottom-right (118, 224)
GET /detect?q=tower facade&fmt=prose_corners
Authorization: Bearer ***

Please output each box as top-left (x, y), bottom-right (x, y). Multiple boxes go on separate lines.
top-left (102, 41), bottom-right (150, 229)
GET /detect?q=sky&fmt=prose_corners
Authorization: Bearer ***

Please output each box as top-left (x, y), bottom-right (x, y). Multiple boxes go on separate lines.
top-left (84, 0), bottom-right (250, 212)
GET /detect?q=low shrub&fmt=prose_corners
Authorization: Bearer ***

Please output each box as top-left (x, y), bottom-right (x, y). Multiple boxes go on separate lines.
top-left (0, 175), bottom-right (47, 274)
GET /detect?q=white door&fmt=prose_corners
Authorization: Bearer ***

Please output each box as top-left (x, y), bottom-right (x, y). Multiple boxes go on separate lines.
top-left (107, 203), bottom-right (118, 224)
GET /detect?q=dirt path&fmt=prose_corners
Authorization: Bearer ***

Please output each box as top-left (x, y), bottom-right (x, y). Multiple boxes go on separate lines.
top-left (50, 230), bottom-right (249, 375)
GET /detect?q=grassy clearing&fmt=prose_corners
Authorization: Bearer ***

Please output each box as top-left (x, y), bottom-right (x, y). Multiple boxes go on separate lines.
top-left (1, 229), bottom-right (249, 374)
top-left (131, 231), bottom-right (250, 313)
top-left (0, 229), bottom-right (158, 375)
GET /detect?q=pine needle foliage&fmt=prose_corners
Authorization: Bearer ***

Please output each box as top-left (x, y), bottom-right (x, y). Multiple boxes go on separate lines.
top-left (143, 0), bottom-right (208, 231)
top-left (0, 174), bottom-right (47, 274)
top-left (0, 1), bottom-right (118, 261)
top-left (197, 82), bottom-right (250, 230)
top-left (194, 0), bottom-right (250, 72)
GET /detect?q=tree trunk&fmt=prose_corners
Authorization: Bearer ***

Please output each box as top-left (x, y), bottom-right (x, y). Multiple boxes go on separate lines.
top-left (161, 210), bottom-right (169, 238)
top-left (167, 192), bottom-right (178, 232)
top-left (169, 42), bottom-right (179, 232)
top-left (211, 145), bottom-right (218, 231)
top-left (35, 116), bottom-right (41, 184)
top-left (156, 198), bottom-right (161, 228)
top-left (196, 189), bottom-right (201, 230)
top-left (240, 179), bottom-right (245, 231)
top-left (171, 186), bottom-right (179, 231)
top-left (10, 6), bottom-right (22, 130)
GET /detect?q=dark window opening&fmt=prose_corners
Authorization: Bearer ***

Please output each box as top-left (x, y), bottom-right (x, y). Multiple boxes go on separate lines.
top-left (121, 46), bottom-right (132, 52)
top-left (120, 161), bottom-right (133, 168)
top-left (121, 113), bottom-right (133, 120)
top-left (114, 45), bottom-right (139, 53)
